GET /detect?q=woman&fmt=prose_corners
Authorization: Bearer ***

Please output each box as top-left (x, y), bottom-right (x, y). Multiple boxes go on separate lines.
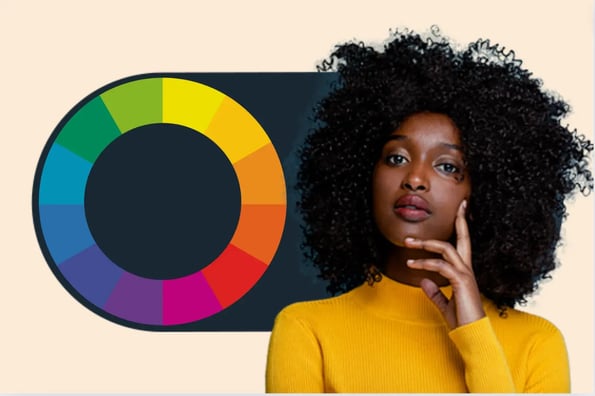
top-left (266, 29), bottom-right (592, 393)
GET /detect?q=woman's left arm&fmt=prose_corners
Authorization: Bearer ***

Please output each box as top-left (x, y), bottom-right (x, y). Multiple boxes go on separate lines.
top-left (448, 314), bottom-right (570, 393)
top-left (523, 323), bottom-right (570, 392)
top-left (448, 316), bottom-right (516, 392)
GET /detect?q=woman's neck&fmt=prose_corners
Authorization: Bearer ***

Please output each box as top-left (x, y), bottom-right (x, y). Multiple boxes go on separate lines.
top-left (381, 245), bottom-right (450, 287)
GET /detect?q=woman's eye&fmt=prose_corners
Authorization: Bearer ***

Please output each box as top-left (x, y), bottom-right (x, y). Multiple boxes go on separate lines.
top-left (386, 154), bottom-right (407, 165)
top-left (437, 163), bottom-right (460, 174)
top-left (438, 163), bottom-right (461, 174)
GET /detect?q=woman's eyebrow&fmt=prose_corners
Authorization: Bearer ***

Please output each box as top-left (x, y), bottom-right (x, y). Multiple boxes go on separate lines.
top-left (442, 142), bottom-right (464, 152)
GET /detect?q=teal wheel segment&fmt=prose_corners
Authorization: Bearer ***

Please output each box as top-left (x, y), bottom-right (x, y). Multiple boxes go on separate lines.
top-left (39, 144), bottom-right (92, 205)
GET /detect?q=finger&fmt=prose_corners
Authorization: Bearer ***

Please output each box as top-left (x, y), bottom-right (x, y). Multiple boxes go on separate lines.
top-left (406, 258), bottom-right (459, 280)
top-left (455, 200), bottom-right (472, 266)
top-left (404, 238), bottom-right (466, 272)
top-left (415, 262), bottom-right (485, 328)
top-left (419, 278), bottom-right (455, 328)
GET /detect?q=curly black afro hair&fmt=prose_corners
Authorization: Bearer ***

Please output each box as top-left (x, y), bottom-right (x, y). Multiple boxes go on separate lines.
top-left (296, 28), bottom-right (593, 309)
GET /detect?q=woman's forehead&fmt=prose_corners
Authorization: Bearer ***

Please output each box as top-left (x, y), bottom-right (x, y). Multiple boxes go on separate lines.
top-left (386, 112), bottom-right (463, 147)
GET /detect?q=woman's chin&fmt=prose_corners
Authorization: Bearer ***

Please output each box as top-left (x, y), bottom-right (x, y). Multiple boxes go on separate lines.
top-left (384, 231), bottom-right (454, 247)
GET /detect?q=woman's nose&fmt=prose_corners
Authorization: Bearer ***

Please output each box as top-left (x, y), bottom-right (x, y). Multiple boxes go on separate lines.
top-left (402, 165), bottom-right (429, 191)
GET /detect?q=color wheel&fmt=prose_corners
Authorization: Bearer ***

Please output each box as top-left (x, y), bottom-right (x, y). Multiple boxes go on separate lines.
top-left (33, 76), bottom-right (287, 328)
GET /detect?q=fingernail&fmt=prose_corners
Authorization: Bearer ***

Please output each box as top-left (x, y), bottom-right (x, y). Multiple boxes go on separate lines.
top-left (407, 259), bottom-right (414, 266)
top-left (404, 237), bottom-right (416, 243)
top-left (462, 200), bottom-right (467, 210)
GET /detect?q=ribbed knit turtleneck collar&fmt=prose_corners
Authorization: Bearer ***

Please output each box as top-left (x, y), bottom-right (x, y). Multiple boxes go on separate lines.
top-left (352, 273), bottom-right (453, 324)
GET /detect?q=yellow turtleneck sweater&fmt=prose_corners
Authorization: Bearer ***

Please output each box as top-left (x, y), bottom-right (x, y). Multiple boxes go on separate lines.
top-left (266, 275), bottom-right (569, 393)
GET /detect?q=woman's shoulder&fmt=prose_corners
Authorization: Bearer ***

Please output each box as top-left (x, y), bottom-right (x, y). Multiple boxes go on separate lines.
top-left (273, 288), bottom-right (361, 327)
top-left (486, 301), bottom-right (565, 342)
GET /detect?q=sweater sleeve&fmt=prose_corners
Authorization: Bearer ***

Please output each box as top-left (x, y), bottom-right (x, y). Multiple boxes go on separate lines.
top-left (448, 317), bottom-right (516, 393)
top-left (523, 323), bottom-right (570, 393)
top-left (266, 308), bottom-right (324, 393)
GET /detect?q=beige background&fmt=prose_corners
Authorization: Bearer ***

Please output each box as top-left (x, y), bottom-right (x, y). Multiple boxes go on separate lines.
top-left (0, 0), bottom-right (592, 393)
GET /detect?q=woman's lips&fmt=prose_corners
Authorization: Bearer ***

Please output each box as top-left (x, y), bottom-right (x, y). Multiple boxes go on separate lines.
top-left (394, 194), bottom-right (431, 222)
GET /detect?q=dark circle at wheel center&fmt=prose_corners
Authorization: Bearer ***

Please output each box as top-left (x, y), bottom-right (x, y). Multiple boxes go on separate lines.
top-left (84, 124), bottom-right (241, 280)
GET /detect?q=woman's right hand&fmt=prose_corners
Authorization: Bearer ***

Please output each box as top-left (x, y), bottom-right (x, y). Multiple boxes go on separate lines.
top-left (404, 200), bottom-right (485, 329)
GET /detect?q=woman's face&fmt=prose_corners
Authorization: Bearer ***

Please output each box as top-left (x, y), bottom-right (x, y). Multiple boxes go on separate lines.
top-left (372, 112), bottom-right (471, 246)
